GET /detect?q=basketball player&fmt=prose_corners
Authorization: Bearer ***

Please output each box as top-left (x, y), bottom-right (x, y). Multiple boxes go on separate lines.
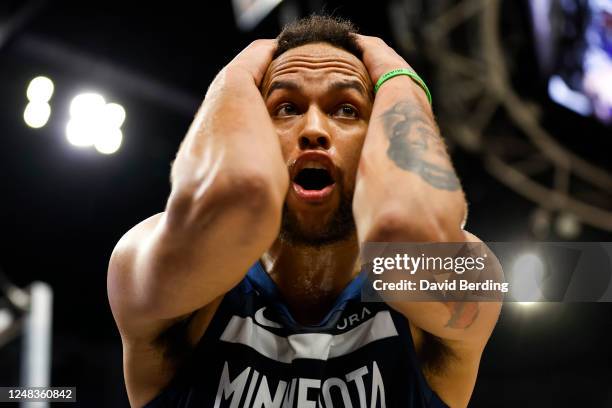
top-left (108, 16), bottom-right (502, 408)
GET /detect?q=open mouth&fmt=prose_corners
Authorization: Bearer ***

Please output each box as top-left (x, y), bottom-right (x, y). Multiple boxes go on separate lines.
top-left (290, 153), bottom-right (337, 202)
top-left (293, 167), bottom-right (334, 191)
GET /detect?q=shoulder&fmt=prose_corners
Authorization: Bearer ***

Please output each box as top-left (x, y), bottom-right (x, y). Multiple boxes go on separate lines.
top-left (108, 213), bottom-right (164, 293)
top-left (110, 213), bottom-right (163, 262)
top-left (108, 213), bottom-right (232, 406)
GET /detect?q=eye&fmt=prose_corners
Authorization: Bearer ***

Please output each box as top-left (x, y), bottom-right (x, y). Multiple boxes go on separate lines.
top-left (334, 104), bottom-right (358, 119)
top-left (275, 103), bottom-right (299, 117)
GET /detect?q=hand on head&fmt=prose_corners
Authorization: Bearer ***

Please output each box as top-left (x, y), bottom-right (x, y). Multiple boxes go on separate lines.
top-left (354, 34), bottom-right (413, 85)
top-left (227, 39), bottom-right (277, 86)
top-left (225, 34), bottom-right (418, 96)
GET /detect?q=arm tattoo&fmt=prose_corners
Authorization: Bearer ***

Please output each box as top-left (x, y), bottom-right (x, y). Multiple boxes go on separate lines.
top-left (444, 302), bottom-right (480, 329)
top-left (381, 100), bottom-right (461, 191)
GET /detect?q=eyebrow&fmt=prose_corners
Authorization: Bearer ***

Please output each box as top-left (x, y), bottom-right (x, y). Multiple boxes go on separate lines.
top-left (265, 79), bottom-right (371, 100)
top-left (329, 80), bottom-right (370, 99)
top-left (265, 80), bottom-right (300, 99)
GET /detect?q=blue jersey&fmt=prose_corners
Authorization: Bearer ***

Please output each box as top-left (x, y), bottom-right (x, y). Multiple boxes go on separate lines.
top-left (144, 262), bottom-right (449, 407)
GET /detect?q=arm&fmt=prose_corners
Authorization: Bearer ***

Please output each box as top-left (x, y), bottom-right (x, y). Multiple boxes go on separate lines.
top-left (352, 36), bottom-right (502, 407)
top-left (108, 40), bottom-right (289, 337)
top-left (352, 35), bottom-right (466, 244)
top-left (109, 41), bottom-right (289, 405)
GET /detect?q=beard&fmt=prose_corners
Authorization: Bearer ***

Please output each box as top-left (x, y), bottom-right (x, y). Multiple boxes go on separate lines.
top-left (279, 183), bottom-right (356, 247)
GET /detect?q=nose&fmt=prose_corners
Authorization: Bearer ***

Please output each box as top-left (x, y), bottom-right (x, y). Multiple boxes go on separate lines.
top-left (298, 106), bottom-right (331, 150)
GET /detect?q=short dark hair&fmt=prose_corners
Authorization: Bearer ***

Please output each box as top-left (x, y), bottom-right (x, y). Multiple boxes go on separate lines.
top-left (273, 15), bottom-right (362, 59)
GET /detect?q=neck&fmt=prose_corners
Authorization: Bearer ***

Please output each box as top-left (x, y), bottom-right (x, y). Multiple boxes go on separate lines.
top-left (261, 234), bottom-right (361, 325)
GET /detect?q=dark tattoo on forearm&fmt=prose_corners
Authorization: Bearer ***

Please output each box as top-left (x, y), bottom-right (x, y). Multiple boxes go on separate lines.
top-left (381, 100), bottom-right (461, 191)
top-left (444, 302), bottom-right (480, 329)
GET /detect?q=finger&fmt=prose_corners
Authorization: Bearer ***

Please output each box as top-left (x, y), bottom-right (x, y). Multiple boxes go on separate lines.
top-left (236, 39), bottom-right (277, 63)
top-left (355, 34), bottom-right (388, 48)
top-left (249, 40), bottom-right (277, 85)
top-left (231, 39), bottom-right (278, 85)
top-left (245, 39), bottom-right (277, 53)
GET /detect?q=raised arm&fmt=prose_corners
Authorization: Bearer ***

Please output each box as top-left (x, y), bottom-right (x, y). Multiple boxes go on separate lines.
top-left (352, 35), bottom-right (466, 244)
top-left (108, 40), bottom-right (289, 339)
top-left (352, 35), bottom-right (502, 407)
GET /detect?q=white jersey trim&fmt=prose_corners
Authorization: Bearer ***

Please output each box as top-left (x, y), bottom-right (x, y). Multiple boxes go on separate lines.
top-left (219, 310), bottom-right (399, 363)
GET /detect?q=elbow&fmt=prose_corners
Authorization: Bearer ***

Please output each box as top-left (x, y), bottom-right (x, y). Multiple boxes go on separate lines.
top-left (166, 167), bottom-right (286, 231)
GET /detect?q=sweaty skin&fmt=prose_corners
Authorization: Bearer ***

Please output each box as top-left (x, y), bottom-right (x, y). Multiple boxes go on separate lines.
top-left (108, 39), bottom-right (501, 408)
top-left (259, 43), bottom-right (373, 324)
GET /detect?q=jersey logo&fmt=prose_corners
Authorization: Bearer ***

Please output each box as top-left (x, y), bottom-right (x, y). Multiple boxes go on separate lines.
top-left (254, 307), bottom-right (283, 329)
top-left (336, 306), bottom-right (372, 330)
top-left (214, 360), bottom-right (387, 408)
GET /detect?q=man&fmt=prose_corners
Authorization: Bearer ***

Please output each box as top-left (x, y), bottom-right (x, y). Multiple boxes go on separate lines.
top-left (108, 15), bottom-right (502, 408)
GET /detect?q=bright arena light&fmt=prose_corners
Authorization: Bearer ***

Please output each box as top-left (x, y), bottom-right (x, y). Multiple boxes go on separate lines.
top-left (512, 253), bottom-right (545, 305)
top-left (69, 93), bottom-right (106, 119)
top-left (104, 103), bottom-right (126, 127)
top-left (24, 76), bottom-right (54, 128)
top-left (26, 76), bottom-right (54, 103)
top-left (66, 92), bottom-right (125, 154)
top-left (23, 102), bottom-right (51, 128)
top-left (66, 118), bottom-right (95, 147)
top-left (94, 128), bottom-right (123, 155)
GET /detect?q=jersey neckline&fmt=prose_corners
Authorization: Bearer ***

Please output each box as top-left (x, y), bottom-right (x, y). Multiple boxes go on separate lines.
top-left (245, 260), bottom-right (367, 329)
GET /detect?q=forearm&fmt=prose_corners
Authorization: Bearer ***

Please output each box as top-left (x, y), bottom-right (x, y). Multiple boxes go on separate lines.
top-left (353, 75), bottom-right (467, 243)
top-left (170, 66), bottom-right (288, 217)
top-left (119, 69), bottom-right (288, 319)
top-left (353, 78), bottom-right (501, 342)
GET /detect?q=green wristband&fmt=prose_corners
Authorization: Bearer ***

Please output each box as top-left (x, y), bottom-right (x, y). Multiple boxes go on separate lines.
top-left (374, 68), bottom-right (432, 105)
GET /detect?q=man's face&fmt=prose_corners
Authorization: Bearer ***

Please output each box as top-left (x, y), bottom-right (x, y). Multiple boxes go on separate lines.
top-left (261, 42), bottom-right (373, 246)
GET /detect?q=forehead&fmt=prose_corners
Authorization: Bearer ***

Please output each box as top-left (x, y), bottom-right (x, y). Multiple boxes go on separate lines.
top-left (262, 43), bottom-right (371, 93)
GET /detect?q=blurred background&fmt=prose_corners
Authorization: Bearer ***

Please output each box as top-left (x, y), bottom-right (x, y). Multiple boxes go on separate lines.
top-left (0, 0), bottom-right (611, 406)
